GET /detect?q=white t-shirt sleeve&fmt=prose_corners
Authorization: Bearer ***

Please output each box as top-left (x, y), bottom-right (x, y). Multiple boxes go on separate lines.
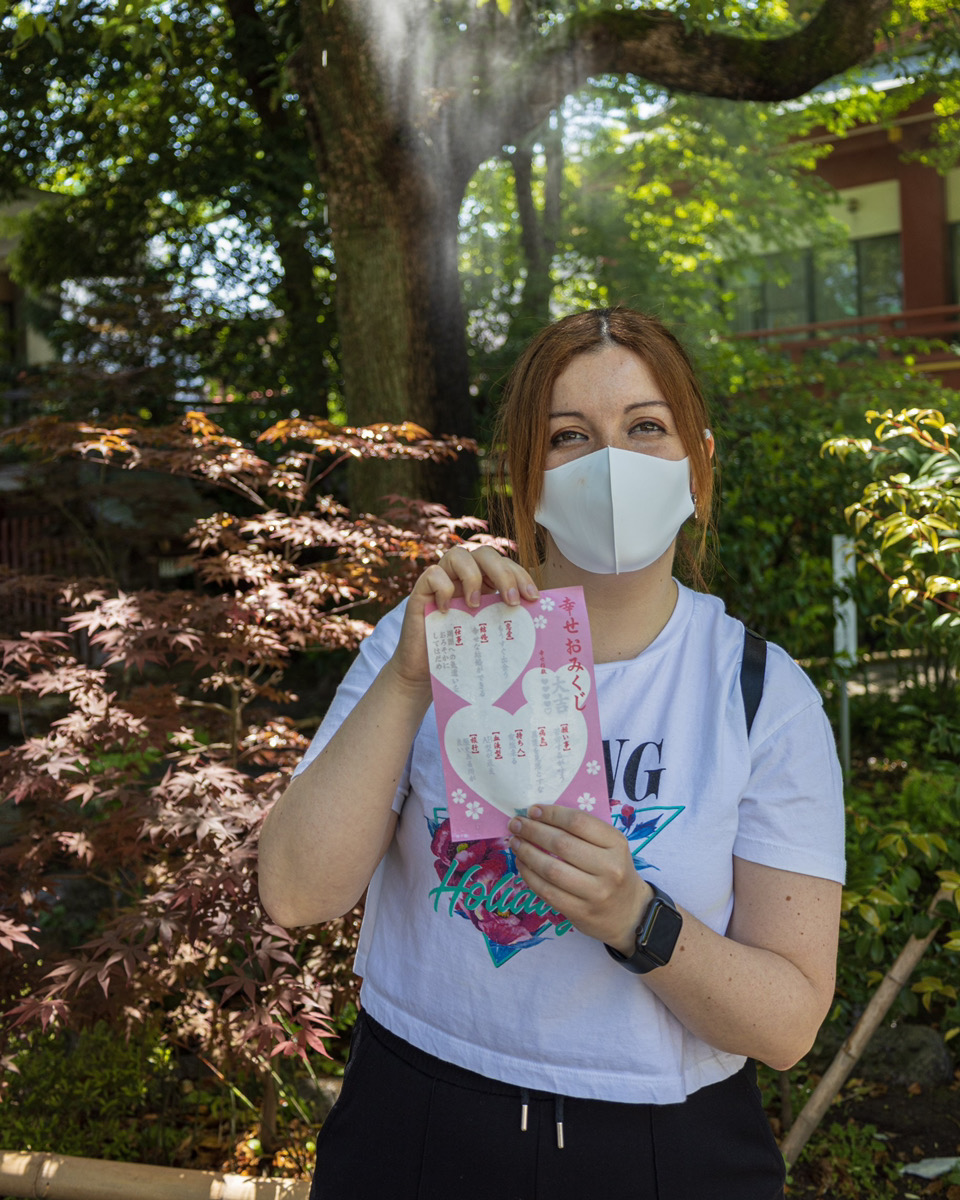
top-left (733, 644), bottom-right (846, 884)
top-left (290, 601), bottom-right (412, 814)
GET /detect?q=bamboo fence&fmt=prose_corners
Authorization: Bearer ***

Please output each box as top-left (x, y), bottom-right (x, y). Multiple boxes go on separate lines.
top-left (0, 1150), bottom-right (311, 1200)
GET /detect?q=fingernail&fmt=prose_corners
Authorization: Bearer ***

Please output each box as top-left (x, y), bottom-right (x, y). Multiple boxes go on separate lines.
top-left (468, 590), bottom-right (481, 608)
top-left (506, 587), bottom-right (519, 605)
top-left (508, 819), bottom-right (522, 835)
top-left (530, 806), bottom-right (543, 820)
top-left (522, 582), bottom-right (539, 600)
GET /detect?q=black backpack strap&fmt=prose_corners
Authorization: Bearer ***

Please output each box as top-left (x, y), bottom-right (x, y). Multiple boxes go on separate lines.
top-left (740, 627), bottom-right (767, 737)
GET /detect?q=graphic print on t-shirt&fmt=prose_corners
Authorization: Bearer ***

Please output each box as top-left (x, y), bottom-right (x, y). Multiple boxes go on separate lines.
top-left (427, 732), bottom-right (684, 967)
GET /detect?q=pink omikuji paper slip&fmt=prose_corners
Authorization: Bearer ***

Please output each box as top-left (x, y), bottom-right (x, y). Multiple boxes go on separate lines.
top-left (424, 586), bottom-right (611, 841)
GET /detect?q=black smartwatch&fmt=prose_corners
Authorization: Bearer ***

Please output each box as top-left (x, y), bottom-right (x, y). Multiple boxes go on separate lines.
top-left (605, 884), bottom-right (683, 974)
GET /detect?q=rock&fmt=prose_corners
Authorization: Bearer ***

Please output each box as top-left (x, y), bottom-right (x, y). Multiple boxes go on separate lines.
top-left (810, 1021), bottom-right (954, 1088)
top-left (900, 1157), bottom-right (960, 1180)
top-left (856, 1023), bottom-right (954, 1088)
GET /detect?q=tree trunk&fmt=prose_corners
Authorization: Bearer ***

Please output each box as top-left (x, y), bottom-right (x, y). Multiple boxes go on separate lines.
top-left (227, 0), bottom-right (334, 417)
top-left (296, 1), bottom-right (477, 516)
top-left (290, 0), bottom-right (898, 515)
top-left (509, 113), bottom-right (564, 344)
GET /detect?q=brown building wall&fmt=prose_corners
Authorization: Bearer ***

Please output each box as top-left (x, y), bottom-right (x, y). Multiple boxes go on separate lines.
top-left (814, 100), bottom-right (952, 313)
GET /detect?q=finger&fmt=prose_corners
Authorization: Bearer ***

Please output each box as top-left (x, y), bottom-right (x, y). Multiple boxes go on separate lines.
top-left (410, 562), bottom-right (461, 612)
top-left (466, 546), bottom-right (540, 603)
top-left (511, 824), bottom-right (634, 897)
top-left (512, 860), bottom-right (577, 920)
top-left (434, 546), bottom-right (488, 608)
top-left (511, 840), bottom-right (643, 942)
top-left (436, 546), bottom-right (538, 608)
top-left (510, 834), bottom-right (599, 903)
top-left (511, 831), bottom-right (648, 945)
top-left (511, 805), bottom-right (621, 858)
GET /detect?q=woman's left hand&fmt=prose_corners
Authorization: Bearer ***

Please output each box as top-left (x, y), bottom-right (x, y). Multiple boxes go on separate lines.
top-left (508, 805), bottom-right (650, 952)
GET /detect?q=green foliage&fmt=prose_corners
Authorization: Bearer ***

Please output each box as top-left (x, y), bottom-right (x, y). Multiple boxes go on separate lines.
top-left (849, 682), bottom-right (960, 765)
top-left (694, 343), bottom-right (871, 661)
top-left (824, 403), bottom-right (960, 679)
top-left (462, 81), bottom-right (853, 394)
top-left (898, 764), bottom-right (960, 831)
top-left (793, 1119), bottom-right (899, 1199)
top-left (0, 1), bottom-right (333, 425)
top-left (0, 1023), bottom-right (177, 1160)
top-left (837, 787), bottom-right (960, 1034)
top-left (712, 366), bottom-right (960, 1043)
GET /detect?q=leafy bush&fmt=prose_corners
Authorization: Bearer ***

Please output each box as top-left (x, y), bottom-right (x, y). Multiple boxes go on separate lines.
top-left (700, 342), bottom-right (960, 669)
top-left (817, 401), bottom-right (960, 1037)
top-left (837, 795), bottom-right (960, 1035)
top-left (0, 1022), bottom-right (177, 1160)
top-left (0, 412), bottom-right (481, 1138)
top-left (823, 404), bottom-right (960, 683)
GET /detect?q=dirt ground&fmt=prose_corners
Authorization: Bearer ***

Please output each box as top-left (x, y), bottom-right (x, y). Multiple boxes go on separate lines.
top-left (787, 1073), bottom-right (960, 1199)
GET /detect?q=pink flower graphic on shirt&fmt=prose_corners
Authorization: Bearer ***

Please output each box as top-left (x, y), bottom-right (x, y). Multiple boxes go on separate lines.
top-left (429, 819), bottom-right (569, 951)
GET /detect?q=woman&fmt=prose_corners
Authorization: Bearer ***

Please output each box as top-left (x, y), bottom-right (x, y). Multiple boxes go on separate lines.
top-left (258, 308), bottom-right (845, 1200)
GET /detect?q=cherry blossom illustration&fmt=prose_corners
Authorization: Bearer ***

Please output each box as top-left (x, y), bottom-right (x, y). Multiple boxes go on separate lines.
top-left (533, 615), bottom-right (548, 629)
top-left (576, 793), bottom-right (596, 811)
top-left (539, 596), bottom-right (556, 611)
top-left (585, 760), bottom-right (601, 775)
top-left (465, 800), bottom-right (484, 820)
top-left (450, 788), bottom-right (467, 805)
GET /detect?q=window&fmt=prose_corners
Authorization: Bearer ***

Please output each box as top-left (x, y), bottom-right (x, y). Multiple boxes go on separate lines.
top-left (730, 233), bottom-right (903, 334)
top-left (0, 273), bottom-right (16, 364)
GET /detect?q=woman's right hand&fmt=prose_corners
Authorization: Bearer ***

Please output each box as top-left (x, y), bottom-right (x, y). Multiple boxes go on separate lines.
top-left (389, 544), bottom-right (540, 689)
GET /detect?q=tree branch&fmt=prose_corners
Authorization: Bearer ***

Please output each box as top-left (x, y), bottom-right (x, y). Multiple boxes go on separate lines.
top-left (491, 0), bottom-right (896, 147)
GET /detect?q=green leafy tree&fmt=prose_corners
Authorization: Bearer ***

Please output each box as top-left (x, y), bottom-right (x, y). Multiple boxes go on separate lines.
top-left (460, 80), bottom-right (849, 411)
top-left (7, 0), bottom-right (940, 515)
top-left (1, 3), bottom-right (333, 423)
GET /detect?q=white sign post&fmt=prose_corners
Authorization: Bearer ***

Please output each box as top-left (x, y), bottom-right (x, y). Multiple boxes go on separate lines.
top-left (832, 534), bottom-right (857, 777)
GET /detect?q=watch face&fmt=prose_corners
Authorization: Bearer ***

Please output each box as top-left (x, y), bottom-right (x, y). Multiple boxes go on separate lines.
top-left (641, 899), bottom-right (683, 966)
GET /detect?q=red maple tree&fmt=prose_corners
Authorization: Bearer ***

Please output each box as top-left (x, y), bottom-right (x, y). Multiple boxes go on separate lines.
top-left (0, 411), bottom-right (482, 1114)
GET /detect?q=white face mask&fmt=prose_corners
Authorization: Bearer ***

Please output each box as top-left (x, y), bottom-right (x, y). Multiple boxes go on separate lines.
top-left (534, 446), bottom-right (695, 575)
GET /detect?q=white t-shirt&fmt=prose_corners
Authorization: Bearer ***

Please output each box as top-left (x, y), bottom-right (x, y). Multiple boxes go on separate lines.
top-left (293, 583), bottom-right (845, 1104)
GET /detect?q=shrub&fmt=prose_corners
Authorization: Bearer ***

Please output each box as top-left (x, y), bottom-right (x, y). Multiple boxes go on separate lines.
top-left (823, 403), bottom-right (960, 684)
top-left (0, 413), bottom-right (481, 1139)
top-left (701, 342), bottom-right (960, 669)
top-left (0, 1023), bottom-right (177, 1161)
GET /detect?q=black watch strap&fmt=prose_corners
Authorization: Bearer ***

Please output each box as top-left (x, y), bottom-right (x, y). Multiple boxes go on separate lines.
top-left (605, 884), bottom-right (683, 974)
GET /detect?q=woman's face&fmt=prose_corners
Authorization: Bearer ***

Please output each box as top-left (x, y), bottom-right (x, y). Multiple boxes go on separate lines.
top-left (545, 345), bottom-right (689, 470)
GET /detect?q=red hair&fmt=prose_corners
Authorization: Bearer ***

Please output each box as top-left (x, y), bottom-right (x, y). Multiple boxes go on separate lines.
top-left (490, 308), bottom-right (715, 588)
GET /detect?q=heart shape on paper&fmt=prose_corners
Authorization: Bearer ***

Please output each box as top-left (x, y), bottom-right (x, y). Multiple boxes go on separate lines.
top-left (425, 602), bottom-right (536, 705)
top-left (443, 666), bottom-right (589, 816)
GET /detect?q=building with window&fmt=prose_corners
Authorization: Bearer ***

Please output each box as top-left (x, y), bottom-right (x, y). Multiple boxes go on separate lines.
top-left (730, 96), bottom-right (960, 390)
top-left (0, 192), bottom-right (56, 397)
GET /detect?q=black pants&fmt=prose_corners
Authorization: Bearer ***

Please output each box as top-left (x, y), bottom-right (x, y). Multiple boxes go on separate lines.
top-left (310, 1011), bottom-right (786, 1200)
